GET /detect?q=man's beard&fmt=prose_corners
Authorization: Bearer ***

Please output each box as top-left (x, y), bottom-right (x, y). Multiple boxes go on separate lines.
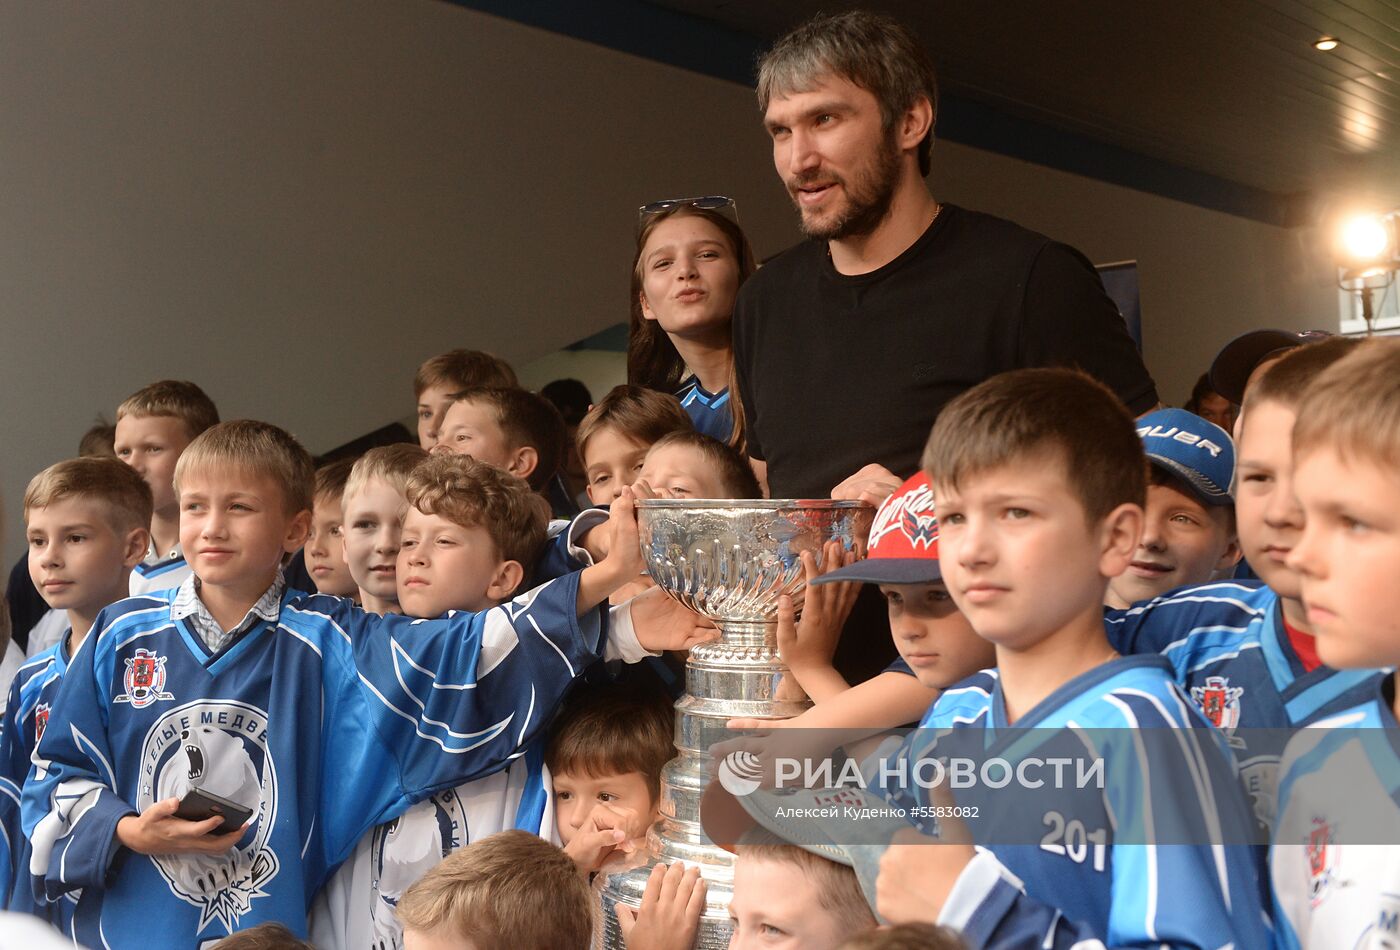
top-left (789, 132), bottom-right (902, 242)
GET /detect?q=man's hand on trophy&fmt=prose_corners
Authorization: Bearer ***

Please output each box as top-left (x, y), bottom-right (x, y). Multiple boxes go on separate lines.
top-left (830, 462), bottom-right (903, 508)
top-left (563, 801), bottom-right (641, 873)
top-left (707, 729), bottom-right (787, 790)
top-left (628, 586), bottom-right (719, 653)
top-left (777, 542), bottom-right (861, 702)
top-left (616, 861), bottom-right (706, 950)
top-left (610, 575), bottom-right (657, 606)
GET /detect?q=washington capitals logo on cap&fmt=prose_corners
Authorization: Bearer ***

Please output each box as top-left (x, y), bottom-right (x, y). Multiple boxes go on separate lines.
top-left (869, 474), bottom-right (937, 552)
top-left (899, 505), bottom-right (939, 550)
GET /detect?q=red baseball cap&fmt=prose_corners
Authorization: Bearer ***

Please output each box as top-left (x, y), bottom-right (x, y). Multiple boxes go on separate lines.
top-left (811, 472), bottom-right (940, 586)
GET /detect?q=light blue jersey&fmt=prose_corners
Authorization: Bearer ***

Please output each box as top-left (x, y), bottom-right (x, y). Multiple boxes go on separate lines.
top-left (878, 656), bottom-right (1269, 949)
top-left (1271, 673), bottom-right (1400, 949)
top-left (891, 582), bottom-right (1379, 828)
top-left (1106, 582), bottom-right (1377, 828)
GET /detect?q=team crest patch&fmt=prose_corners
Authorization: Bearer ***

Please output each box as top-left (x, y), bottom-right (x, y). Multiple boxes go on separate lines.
top-left (1190, 675), bottom-right (1242, 732)
top-left (33, 703), bottom-right (50, 744)
top-left (370, 788), bottom-right (470, 948)
top-left (138, 701), bottom-right (280, 932)
top-left (1306, 816), bottom-right (1334, 906)
top-left (115, 648), bottom-right (175, 708)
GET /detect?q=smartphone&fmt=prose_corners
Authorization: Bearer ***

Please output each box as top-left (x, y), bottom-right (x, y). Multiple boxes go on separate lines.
top-left (175, 787), bottom-right (254, 837)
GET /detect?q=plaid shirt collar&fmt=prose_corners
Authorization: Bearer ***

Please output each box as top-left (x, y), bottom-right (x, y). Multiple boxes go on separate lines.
top-left (171, 571), bottom-right (285, 655)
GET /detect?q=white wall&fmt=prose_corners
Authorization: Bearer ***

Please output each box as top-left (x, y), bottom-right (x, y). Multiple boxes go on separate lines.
top-left (0, 0), bottom-right (1334, 562)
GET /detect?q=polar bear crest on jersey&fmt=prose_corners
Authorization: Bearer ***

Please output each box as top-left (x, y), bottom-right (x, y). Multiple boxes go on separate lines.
top-left (369, 789), bottom-right (468, 947)
top-left (140, 702), bottom-right (280, 932)
top-left (156, 726), bottom-right (261, 807)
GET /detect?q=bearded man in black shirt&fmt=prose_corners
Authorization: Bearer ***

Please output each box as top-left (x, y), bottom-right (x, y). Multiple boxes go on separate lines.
top-left (735, 11), bottom-right (1158, 507)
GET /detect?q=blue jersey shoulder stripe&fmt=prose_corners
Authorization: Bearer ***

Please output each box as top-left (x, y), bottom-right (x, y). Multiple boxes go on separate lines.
top-left (1286, 668), bottom-right (1385, 724)
top-left (1105, 581), bottom-right (1269, 620)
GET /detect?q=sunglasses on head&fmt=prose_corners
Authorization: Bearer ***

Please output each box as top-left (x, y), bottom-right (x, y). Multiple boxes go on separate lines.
top-left (637, 195), bottom-right (738, 228)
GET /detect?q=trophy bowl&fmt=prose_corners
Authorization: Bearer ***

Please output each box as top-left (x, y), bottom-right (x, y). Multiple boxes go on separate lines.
top-left (637, 498), bottom-right (874, 644)
top-left (597, 499), bottom-right (874, 949)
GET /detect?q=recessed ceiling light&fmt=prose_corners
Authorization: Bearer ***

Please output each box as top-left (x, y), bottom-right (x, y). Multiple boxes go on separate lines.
top-left (1314, 36), bottom-right (1340, 51)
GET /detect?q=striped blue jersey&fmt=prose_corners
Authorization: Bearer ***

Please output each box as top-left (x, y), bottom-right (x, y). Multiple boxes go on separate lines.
top-left (20, 575), bottom-right (605, 949)
top-left (0, 641), bottom-right (76, 929)
top-left (676, 377), bottom-right (733, 442)
top-left (878, 656), bottom-right (1268, 949)
top-left (1271, 673), bottom-right (1400, 949)
top-left (1106, 581), bottom-right (1378, 828)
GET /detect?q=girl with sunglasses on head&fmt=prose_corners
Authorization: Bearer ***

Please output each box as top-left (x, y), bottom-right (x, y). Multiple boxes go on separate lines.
top-left (628, 197), bottom-right (757, 452)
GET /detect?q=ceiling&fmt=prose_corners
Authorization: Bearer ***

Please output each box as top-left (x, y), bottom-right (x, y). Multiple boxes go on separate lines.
top-left (645, 0), bottom-right (1400, 225)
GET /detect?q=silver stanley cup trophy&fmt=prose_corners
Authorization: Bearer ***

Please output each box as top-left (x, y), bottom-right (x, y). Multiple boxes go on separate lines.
top-left (598, 499), bottom-right (874, 949)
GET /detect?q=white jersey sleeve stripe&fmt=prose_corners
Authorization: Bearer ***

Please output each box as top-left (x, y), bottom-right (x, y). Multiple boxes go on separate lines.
top-left (528, 614), bottom-right (577, 679)
top-left (1104, 694), bottom-right (1160, 941)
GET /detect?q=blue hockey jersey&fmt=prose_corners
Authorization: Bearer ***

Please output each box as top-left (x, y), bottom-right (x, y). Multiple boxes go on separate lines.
top-left (1105, 581), bottom-right (1378, 828)
top-left (0, 641), bottom-right (78, 931)
top-left (21, 574), bottom-right (605, 949)
top-left (1271, 673), bottom-right (1400, 949)
top-left (676, 377), bottom-right (734, 442)
top-left (877, 656), bottom-right (1268, 949)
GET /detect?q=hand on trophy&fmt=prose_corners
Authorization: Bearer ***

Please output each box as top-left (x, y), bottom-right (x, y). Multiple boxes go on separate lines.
top-left (627, 586), bottom-right (720, 654)
top-left (776, 542), bottom-right (861, 703)
top-left (577, 520), bottom-right (610, 562)
top-left (578, 487), bottom-right (647, 613)
top-left (616, 861), bottom-right (706, 950)
top-left (830, 462), bottom-right (903, 508)
top-left (563, 801), bottom-right (641, 873)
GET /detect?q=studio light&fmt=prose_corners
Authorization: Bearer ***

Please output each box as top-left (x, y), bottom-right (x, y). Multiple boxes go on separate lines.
top-left (1338, 213), bottom-right (1393, 267)
top-left (1332, 209), bottom-right (1399, 333)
